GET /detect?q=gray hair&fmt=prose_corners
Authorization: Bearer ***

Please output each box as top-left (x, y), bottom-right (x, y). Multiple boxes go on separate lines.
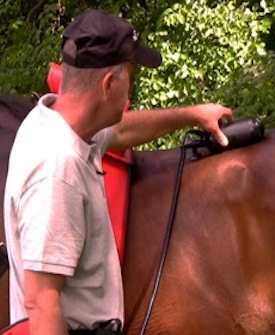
top-left (60, 63), bottom-right (125, 93)
top-left (60, 39), bottom-right (125, 93)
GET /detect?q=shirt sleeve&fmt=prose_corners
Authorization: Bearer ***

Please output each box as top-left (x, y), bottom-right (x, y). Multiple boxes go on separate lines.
top-left (17, 177), bottom-right (86, 276)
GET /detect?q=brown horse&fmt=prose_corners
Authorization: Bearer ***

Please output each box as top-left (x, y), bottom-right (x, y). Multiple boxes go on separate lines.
top-left (1, 95), bottom-right (275, 334)
top-left (123, 132), bottom-right (275, 334)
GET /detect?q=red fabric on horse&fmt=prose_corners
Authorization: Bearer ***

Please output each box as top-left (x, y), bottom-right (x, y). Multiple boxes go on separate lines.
top-left (0, 319), bottom-right (29, 335)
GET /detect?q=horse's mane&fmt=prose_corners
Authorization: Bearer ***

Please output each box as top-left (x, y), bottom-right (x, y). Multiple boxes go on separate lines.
top-left (0, 94), bottom-right (35, 121)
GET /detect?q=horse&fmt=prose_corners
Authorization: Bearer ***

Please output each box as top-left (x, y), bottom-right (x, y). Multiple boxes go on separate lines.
top-left (123, 132), bottom-right (275, 334)
top-left (1, 94), bottom-right (275, 334)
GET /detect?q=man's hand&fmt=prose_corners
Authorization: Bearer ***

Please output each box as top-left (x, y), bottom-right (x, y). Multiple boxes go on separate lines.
top-left (191, 103), bottom-right (233, 147)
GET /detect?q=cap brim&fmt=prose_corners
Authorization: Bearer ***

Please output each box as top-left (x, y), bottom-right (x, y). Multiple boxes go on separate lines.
top-left (131, 45), bottom-right (162, 68)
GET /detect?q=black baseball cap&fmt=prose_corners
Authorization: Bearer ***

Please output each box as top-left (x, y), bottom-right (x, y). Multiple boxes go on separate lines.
top-left (62, 9), bottom-right (162, 69)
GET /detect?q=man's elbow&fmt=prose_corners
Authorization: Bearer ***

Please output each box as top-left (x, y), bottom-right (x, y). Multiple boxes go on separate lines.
top-left (24, 292), bottom-right (38, 314)
top-left (24, 290), bottom-right (60, 316)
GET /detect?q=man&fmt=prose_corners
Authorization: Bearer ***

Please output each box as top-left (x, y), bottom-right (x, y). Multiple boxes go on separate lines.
top-left (4, 9), bottom-right (233, 335)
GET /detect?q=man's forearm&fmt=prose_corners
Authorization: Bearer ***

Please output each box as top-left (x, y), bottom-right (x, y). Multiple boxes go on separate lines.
top-left (112, 108), bottom-right (184, 149)
top-left (27, 303), bottom-right (68, 335)
top-left (109, 104), bottom-right (233, 150)
top-left (24, 270), bottom-right (67, 335)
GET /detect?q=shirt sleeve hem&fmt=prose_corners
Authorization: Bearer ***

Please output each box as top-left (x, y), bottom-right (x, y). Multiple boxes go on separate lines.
top-left (23, 260), bottom-right (75, 276)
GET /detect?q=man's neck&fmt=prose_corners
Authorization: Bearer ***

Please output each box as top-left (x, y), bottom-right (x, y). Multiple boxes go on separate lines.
top-left (50, 92), bottom-right (102, 142)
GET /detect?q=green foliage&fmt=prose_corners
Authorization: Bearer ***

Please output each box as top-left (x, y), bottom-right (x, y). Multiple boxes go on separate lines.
top-left (132, 0), bottom-right (271, 150)
top-left (133, 1), bottom-right (269, 107)
top-left (0, 1), bottom-right (64, 94)
top-left (213, 52), bottom-right (275, 128)
top-left (1, 0), bottom-right (275, 150)
top-left (0, 0), bottom-right (150, 94)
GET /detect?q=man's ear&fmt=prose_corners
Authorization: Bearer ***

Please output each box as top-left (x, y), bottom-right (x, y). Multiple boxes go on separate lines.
top-left (101, 71), bottom-right (114, 100)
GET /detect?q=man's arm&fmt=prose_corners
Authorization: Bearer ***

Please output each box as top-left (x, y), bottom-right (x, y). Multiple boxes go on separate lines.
top-left (24, 270), bottom-right (68, 335)
top-left (108, 104), bottom-right (233, 151)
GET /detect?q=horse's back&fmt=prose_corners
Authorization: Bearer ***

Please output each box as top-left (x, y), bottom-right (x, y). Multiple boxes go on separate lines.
top-left (123, 130), bottom-right (275, 335)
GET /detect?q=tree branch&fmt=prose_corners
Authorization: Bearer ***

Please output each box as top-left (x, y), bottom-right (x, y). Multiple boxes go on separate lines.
top-left (138, 0), bottom-right (148, 10)
top-left (27, 0), bottom-right (48, 22)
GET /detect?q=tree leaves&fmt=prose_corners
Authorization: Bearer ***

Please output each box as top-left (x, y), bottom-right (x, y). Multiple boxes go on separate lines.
top-left (1, 0), bottom-right (275, 150)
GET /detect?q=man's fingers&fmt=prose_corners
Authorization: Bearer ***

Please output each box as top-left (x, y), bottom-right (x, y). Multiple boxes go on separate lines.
top-left (214, 106), bottom-right (233, 146)
top-left (213, 127), bottom-right (229, 147)
top-left (220, 107), bottom-right (234, 125)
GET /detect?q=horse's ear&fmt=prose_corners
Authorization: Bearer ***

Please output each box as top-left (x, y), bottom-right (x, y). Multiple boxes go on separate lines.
top-left (30, 92), bottom-right (41, 105)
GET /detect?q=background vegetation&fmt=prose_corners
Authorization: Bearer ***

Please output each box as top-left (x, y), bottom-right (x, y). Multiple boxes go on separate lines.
top-left (1, 0), bottom-right (275, 149)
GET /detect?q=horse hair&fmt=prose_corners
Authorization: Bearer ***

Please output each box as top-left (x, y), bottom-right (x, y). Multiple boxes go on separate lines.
top-left (0, 94), bottom-right (35, 121)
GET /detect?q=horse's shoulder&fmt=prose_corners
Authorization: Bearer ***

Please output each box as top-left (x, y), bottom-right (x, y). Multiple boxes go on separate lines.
top-left (132, 148), bottom-right (179, 175)
top-left (191, 129), bottom-right (275, 199)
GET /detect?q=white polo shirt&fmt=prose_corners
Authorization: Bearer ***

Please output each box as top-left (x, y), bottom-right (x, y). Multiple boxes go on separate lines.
top-left (4, 94), bottom-right (124, 330)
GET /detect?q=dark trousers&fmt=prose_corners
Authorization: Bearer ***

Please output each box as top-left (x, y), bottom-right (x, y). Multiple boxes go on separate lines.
top-left (68, 320), bottom-right (123, 335)
top-left (69, 329), bottom-right (122, 335)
